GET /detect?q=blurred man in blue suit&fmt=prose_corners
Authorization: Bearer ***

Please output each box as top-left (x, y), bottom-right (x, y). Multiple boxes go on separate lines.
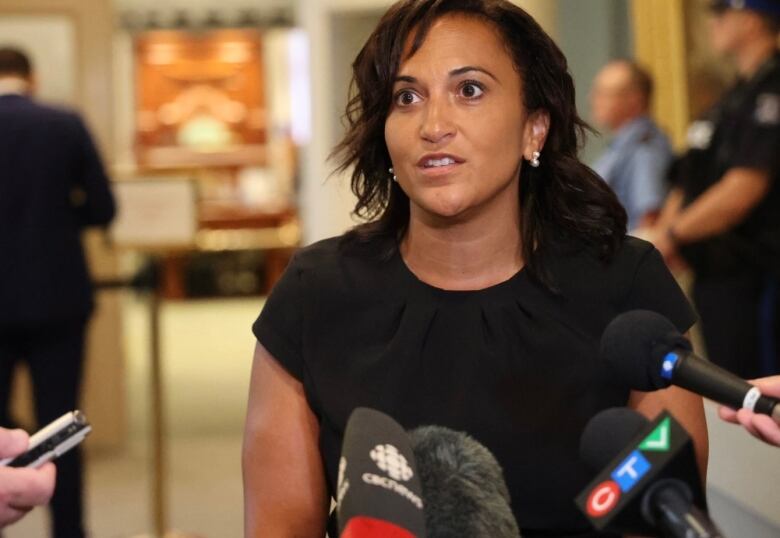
top-left (0, 46), bottom-right (115, 538)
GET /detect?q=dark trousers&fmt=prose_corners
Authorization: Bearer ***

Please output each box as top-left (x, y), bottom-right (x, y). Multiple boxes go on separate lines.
top-left (693, 272), bottom-right (779, 379)
top-left (0, 319), bottom-right (87, 538)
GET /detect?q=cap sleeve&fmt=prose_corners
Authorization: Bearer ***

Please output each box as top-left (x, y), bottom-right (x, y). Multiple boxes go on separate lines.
top-left (622, 246), bottom-right (697, 333)
top-left (252, 252), bottom-right (304, 380)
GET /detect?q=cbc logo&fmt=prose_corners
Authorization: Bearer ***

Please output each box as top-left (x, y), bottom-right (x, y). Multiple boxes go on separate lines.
top-left (369, 444), bottom-right (413, 482)
top-left (586, 480), bottom-right (621, 518)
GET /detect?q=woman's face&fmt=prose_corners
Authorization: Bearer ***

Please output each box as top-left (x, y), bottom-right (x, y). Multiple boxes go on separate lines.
top-left (384, 14), bottom-right (547, 221)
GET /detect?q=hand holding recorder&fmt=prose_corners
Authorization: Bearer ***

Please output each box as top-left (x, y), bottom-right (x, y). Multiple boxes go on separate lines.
top-left (0, 427), bottom-right (56, 528)
top-left (0, 410), bottom-right (91, 528)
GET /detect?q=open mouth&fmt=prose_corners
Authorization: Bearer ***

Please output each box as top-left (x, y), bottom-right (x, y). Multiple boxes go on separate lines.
top-left (422, 157), bottom-right (458, 168)
top-left (416, 154), bottom-right (465, 173)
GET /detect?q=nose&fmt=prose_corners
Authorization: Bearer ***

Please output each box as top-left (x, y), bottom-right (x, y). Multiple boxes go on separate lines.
top-left (419, 93), bottom-right (455, 144)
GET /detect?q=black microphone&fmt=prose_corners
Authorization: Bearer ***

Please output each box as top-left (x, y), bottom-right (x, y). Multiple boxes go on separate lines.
top-left (576, 407), bottom-right (723, 538)
top-left (408, 425), bottom-right (520, 538)
top-left (600, 309), bottom-right (780, 422)
top-left (337, 407), bottom-right (426, 538)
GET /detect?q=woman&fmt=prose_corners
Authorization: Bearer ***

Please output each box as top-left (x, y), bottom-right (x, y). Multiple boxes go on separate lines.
top-left (243, 1), bottom-right (708, 536)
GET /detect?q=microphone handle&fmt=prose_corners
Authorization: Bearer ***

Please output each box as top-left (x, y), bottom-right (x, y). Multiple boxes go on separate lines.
top-left (675, 352), bottom-right (779, 418)
top-left (649, 482), bottom-right (724, 538)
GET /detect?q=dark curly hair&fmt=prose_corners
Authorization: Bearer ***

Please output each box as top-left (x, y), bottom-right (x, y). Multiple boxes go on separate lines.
top-left (333, 0), bottom-right (626, 287)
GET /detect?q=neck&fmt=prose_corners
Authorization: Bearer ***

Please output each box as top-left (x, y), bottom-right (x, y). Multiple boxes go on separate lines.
top-left (400, 181), bottom-right (523, 291)
top-left (0, 76), bottom-right (30, 96)
top-left (735, 36), bottom-right (776, 78)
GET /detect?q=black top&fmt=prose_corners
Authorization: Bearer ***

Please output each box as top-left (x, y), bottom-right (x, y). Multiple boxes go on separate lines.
top-left (675, 51), bottom-right (780, 277)
top-left (252, 235), bottom-right (696, 537)
top-left (0, 94), bottom-right (115, 325)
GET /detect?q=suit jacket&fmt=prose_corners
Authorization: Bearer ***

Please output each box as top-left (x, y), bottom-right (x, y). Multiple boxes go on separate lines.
top-left (0, 94), bottom-right (115, 325)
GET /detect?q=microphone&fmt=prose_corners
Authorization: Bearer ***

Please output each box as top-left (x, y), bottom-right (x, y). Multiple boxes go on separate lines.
top-left (408, 426), bottom-right (520, 538)
top-left (337, 407), bottom-right (426, 538)
top-left (600, 309), bottom-right (780, 422)
top-left (576, 407), bottom-right (723, 538)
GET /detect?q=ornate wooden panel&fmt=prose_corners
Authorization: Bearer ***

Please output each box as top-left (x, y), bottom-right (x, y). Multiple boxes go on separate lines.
top-left (134, 29), bottom-right (267, 169)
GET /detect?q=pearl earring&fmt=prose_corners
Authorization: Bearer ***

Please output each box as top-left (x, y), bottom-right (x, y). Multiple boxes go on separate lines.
top-left (530, 151), bottom-right (541, 168)
top-left (389, 167), bottom-right (397, 182)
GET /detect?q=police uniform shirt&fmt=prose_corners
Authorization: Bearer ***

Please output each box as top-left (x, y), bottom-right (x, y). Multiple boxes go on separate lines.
top-left (592, 116), bottom-right (673, 231)
top-left (681, 51), bottom-right (780, 273)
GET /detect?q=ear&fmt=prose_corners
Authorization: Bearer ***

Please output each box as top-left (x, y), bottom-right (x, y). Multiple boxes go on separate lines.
top-left (26, 74), bottom-right (37, 96)
top-left (523, 110), bottom-right (550, 160)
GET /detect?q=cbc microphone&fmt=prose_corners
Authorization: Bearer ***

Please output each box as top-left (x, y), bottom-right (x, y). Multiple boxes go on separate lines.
top-left (576, 407), bottom-right (723, 538)
top-left (600, 309), bottom-right (780, 422)
top-left (337, 408), bottom-right (426, 538)
top-left (408, 426), bottom-right (520, 538)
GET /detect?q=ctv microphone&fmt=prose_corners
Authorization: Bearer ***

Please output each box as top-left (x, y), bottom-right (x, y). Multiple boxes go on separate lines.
top-left (576, 408), bottom-right (723, 538)
top-left (408, 426), bottom-right (520, 538)
top-left (337, 408), bottom-right (426, 538)
top-left (600, 309), bottom-right (780, 422)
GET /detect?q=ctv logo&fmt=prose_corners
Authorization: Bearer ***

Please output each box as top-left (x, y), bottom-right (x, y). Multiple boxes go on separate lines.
top-left (611, 450), bottom-right (651, 492)
top-left (586, 480), bottom-right (621, 517)
top-left (582, 414), bottom-right (675, 521)
top-left (586, 450), bottom-right (652, 517)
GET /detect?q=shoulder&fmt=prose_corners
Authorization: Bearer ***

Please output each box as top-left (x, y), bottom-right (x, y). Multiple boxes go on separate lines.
top-left (636, 121), bottom-right (672, 154)
top-left (288, 236), bottom-right (343, 271)
top-left (24, 98), bottom-right (78, 120)
top-left (549, 236), bottom-right (657, 300)
top-left (749, 67), bottom-right (780, 128)
top-left (287, 234), bottom-right (396, 294)
top-left (609, 236), bottom-right (658, 276)
top-left (553, 235), bottom-right (654, 272)
top-left (289, 234), bottom-right (382, 269)
top-left (5, 98), bottom-right (84, 132)
top-left (547, 236), bottom-right (694, 333)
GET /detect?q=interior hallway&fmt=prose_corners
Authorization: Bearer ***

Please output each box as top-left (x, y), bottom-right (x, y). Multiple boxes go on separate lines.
top-left (6, 296), bottom-right (261, 538)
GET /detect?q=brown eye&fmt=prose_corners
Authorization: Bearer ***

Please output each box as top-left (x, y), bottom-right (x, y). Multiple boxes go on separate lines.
top-left (395, 90), bottom-right (420, 106)
top-left (460, 82), bottom-right (484, 99)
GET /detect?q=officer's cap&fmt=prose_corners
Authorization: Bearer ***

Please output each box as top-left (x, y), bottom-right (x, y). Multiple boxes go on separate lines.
top-left (709, 0), bottom-right (780, 15)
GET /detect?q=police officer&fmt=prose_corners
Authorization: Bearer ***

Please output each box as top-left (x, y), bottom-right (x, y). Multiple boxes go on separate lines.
top-left (652, 0), bottom-right (780, 379)
top-left (590, 59), bottom-right (673, 232)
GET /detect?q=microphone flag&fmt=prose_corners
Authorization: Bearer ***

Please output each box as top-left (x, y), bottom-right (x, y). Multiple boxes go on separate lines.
top-left (575, 410), bottom-right (707, 536)
top-left (338, 407), bottom-right (426, 538)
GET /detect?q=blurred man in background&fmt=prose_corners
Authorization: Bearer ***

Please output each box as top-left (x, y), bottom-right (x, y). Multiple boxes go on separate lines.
top-left (0, 47), bottom-right (115, 538)
top-left (651, 0), bottom-right (780, 379)
top-left (590, 59), bottom-right (673, 233)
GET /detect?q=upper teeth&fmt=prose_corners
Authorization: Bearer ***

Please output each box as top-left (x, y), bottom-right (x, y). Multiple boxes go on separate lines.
top-left (425, 157), bottom-right (456, 167)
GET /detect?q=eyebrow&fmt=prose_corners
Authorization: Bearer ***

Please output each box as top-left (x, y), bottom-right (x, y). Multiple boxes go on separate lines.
top-left (394, 65), bottom-right (499, 84)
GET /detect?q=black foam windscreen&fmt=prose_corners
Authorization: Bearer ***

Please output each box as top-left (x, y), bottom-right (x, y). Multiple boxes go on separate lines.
top-left (600, 310), bottom-right (692, 391)
top-left (337, 407), bottom-right (426, 537)
top-left (408, 426), bottom-right (520, 538)
top-left (579, 407), bottom-right (650, 472)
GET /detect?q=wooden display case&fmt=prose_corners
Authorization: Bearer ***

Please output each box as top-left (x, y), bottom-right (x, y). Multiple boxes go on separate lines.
top-left (132, 28), bottom-right (299, 298)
